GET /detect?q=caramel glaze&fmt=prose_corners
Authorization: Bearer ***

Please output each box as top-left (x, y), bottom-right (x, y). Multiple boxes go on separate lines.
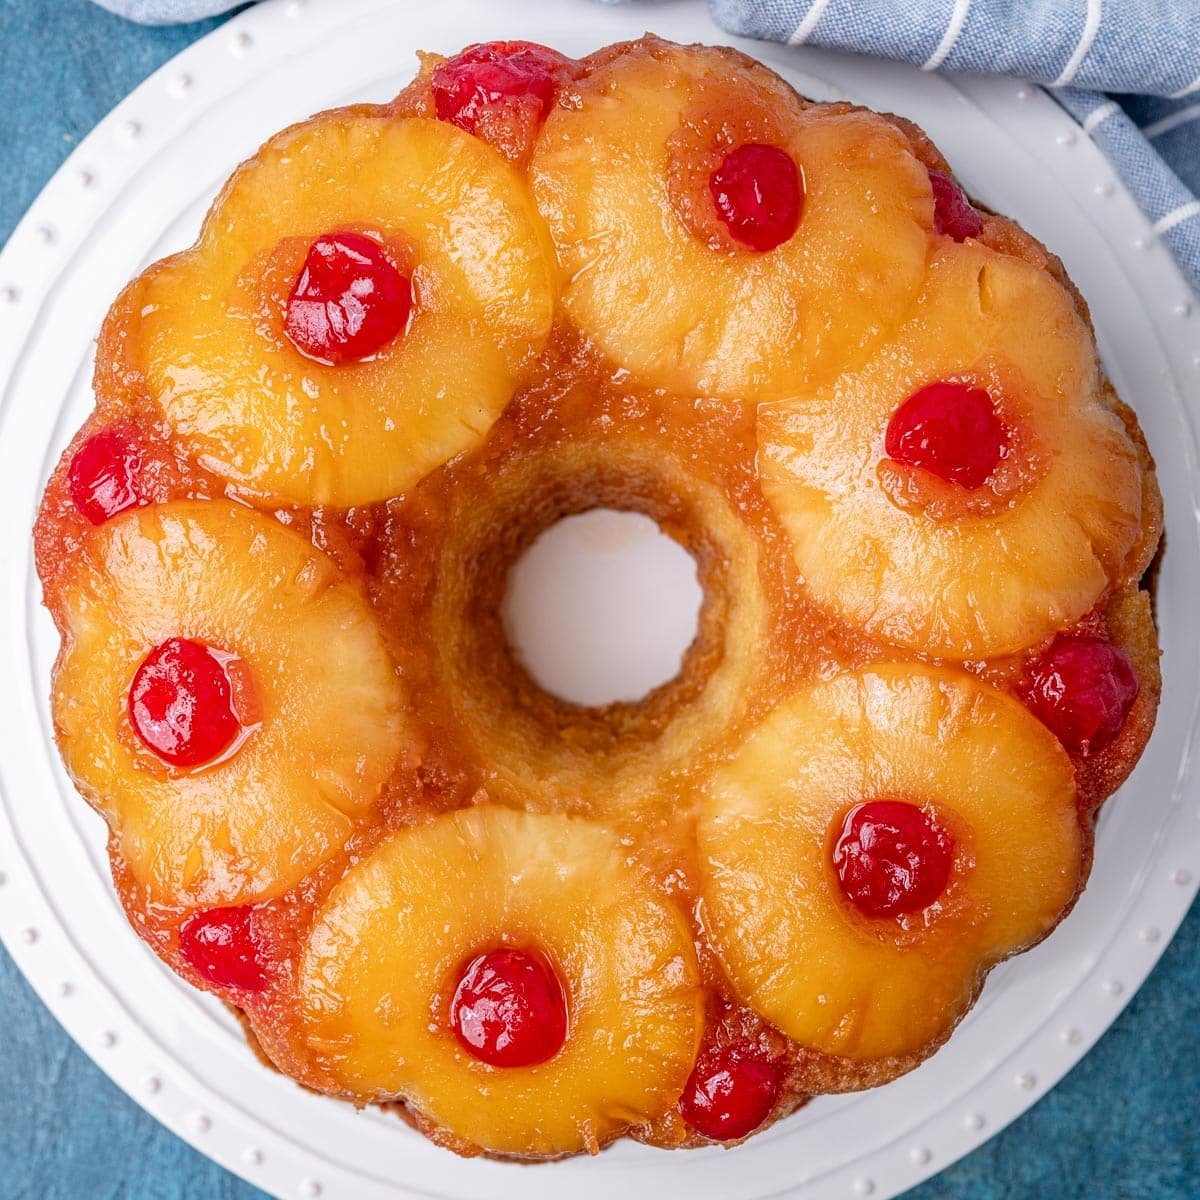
top-left (34, 43), bottom-right (1162, 1158)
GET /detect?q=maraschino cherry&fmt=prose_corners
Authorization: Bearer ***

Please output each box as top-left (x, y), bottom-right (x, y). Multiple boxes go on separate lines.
top-left (679, 1044), bottom-right (783, 1141)
top-left (179, 905), bottom-right (270, 992)
top-left (929, 169), bottom-right (984, 241)
top-left (285, 232), bottom-right (411, 365)
top-left (1027, 636), bottom-right (1139, 755)
top-left (128, 637), bottom-right (243, 769)
top-left (885, 380), bottom-right (1008, 490)
top-left (67, 429), bottom-right (145, 525)
top-left (432, 41), bottom-right (571, 135)
top-left (833, 800), bottom-right (955, 919)
top-left (709, 143), bottom-right (803, 252)
top-left (449, 947), bottom-right (568, 1068)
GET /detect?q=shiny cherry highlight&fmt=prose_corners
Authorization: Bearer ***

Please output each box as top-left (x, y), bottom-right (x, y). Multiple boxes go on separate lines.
top-left (68, 429), bottom-right (146, 525)
top-left (179, 905), bottom-right (270, 992)
top-left (449, 947), bottom-right (568, 1068)
top-left (1027, 636), bottom-right (1139, 755)
top-left (128, 637), bottom-right (243, 768)
top-left (885, 380), bottom-right (1008, 489)
top-left (432, 40), bottom-right (571, 135)
top-left (709, 143), bottom-right (803, 252)
top-left (833, 800), bottom-right (955, 919)
top-left (929, 169), bottom-right (984, 241)
top-left (284, 232), bottom-right (411, 365)
top-left (679, 1044), bottom-right (783, 1141)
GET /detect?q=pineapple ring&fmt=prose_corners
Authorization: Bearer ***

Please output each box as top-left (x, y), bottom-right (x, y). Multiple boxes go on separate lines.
top-left (101, 113), bottom-right (555, 506)
top-left (758, 244), bottom-right (1145, 659)
top-left (297, 806), bottom-right (703, 1156)
top-left (697, 664), bottom-right (1082, 1063)
top-left (530, 39), bottom-right (933, 399)
top-left (52, 501), bottom-right (405, 909)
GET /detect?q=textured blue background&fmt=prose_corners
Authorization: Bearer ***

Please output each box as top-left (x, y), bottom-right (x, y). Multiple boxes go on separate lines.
top-left (1, 2), bottom-right (1197, 1197)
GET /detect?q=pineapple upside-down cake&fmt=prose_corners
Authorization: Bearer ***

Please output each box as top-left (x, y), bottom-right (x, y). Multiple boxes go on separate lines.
top-left (35, 36), bottom-right (1162, 1159)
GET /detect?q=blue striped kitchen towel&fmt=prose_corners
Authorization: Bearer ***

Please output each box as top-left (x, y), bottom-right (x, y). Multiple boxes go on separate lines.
top-left (95, 0), bottom-right (1200, 294)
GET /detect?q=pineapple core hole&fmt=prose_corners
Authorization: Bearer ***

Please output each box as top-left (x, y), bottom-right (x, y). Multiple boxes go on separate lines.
top-left (501, 510), bottom-right (703, 707)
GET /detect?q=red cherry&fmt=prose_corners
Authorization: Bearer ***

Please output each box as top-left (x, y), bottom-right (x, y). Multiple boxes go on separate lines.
top-left (1027, 636), bottom-right (1139, 755)
top-left (128, 637), bottom-right (243, 769)
top-left (67, 429), bottom-right (145, 525)
top-left (709, 143), bottom-right (803, 252)
top-left (679, 1045), bottom-right (783, 1141)
top-left (179, 905), bottom-right (269, 992)
top-left (449, 947), bottom-right (568, 1068)
top-left (929, 169), bottom-right (983, 241)
top-left (432, 41), bottom-right (571, 135)
top-left (833, 801), bottom-right (955, 919)
top-left (284, 232), bottom-right (411, 365)
top-left (885, 380), bottom-right (1008, 490)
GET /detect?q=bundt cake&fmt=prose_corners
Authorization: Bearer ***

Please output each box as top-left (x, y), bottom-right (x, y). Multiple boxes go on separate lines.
top-left (34, 35), bottom-right (1162, 1159)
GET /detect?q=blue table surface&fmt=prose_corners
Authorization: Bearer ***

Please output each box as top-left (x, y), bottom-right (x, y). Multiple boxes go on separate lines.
top-left (1, 2), bottom-right (1198, 1197)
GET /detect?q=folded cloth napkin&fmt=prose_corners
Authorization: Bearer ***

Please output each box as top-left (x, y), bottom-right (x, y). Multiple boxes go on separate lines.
top-left (94, 0), bottom-right (1200, 294)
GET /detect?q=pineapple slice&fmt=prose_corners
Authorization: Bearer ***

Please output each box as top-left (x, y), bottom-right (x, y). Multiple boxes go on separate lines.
top-left (297, 806), bottom-right (702, 1156)
top-left (52, 500), bottom-right (405, 908)
top-left (102, 113), bottom-right (554, 506)
top-left (697, 664), bottom-right (1080, 1063)
top-left (758, 244), bottom-right (1145, 659)
top-left (530, 38), bottom-right (932, 399)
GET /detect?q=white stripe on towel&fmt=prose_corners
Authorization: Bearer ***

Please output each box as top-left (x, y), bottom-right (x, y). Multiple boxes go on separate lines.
top-left (923, 0), bottom-right (971, 70)
top-left (1054, 0), bottom-right (1102, 86)
top-left (1142, 103), bottom-right (1200, 139)
top-left (1170, 73), bottom-right (1200, 99)
top-left (789, 0), bottom-right (833, 45)
top-left (1153, 200), bottom-right (1200, 234)
top-left (1082, 100), bottom-right (1120, 133)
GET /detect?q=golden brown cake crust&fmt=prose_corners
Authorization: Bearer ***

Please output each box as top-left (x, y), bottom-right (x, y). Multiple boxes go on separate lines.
top-left (34, 35), bottom-right (1162, 1160)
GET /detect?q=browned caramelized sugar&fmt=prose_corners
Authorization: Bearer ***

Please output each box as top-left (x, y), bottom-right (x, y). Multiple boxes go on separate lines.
top-left (34, 35), bottom-right (1163, 1159)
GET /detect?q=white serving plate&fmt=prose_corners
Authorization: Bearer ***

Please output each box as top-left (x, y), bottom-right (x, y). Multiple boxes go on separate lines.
top-left (0, 1), bottom-right (1197, 1198)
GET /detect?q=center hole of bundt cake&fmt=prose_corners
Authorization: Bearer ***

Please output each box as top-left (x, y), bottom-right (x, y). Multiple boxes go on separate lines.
top-left (501, 510), bottom-right (703, 706)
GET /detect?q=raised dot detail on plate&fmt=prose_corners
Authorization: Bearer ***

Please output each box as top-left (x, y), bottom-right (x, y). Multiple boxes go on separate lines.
top-left (1017, 1071), bottom-right (1037, 1090)
top-left (1, 285), bottom-right (20, 304)
top-left (229, 31), bottom-right (253, 55)
top-left (0, 869), bottom-right (8, 886)
top-left (22, 927), bottom-right (38, 945)
top-left (191, 1114), bottom-right (212, 1134)
top-left (1174, 868), bottom-right (1194, 886)
top-left (37, 225), bottom-right (56, 245)
top-left (59, 981), bottom-right (74, 998)
top-left (1056, 130), bottom-right (1077, 146)
top-left (79, 168), bottom-right (96, 188)
top-left (1175, 300), bottom-right (1193, 317)
top-left (1104, 979), bottom-right (1124, 997)
top-left (1140, 926), bottom-right (1161, 943)
top-left (910, 1146), bottom-right (933, 1166)
top-left (285, 0), bottom-right (308, 13)
top-left (168, 73), bottom-right (192, 98)
top-left (1134, 235), bottom-right (1152, 250)
top-left (1016, 87), bottom-right (1030, 100)
top-left (119, 120), bottom-right (142, 144)
top-left (243, 1147), bottom-right (264, 1167)
top-left (299, 1180), bottom-right (323, 1198)
top-left (99, 1030), bottom-right (117, 1049)
top-left (852, 1179), bottom-right (874, 1197)
top-left (1062, 1027), bottom-right (1083, 1045)
top-left (964, 1112), bottom-right (985, 1132)
top-left (144, 1075), bottom-right (162, 1094)
top-left (1094, 181), bottom-right (1114, 197)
